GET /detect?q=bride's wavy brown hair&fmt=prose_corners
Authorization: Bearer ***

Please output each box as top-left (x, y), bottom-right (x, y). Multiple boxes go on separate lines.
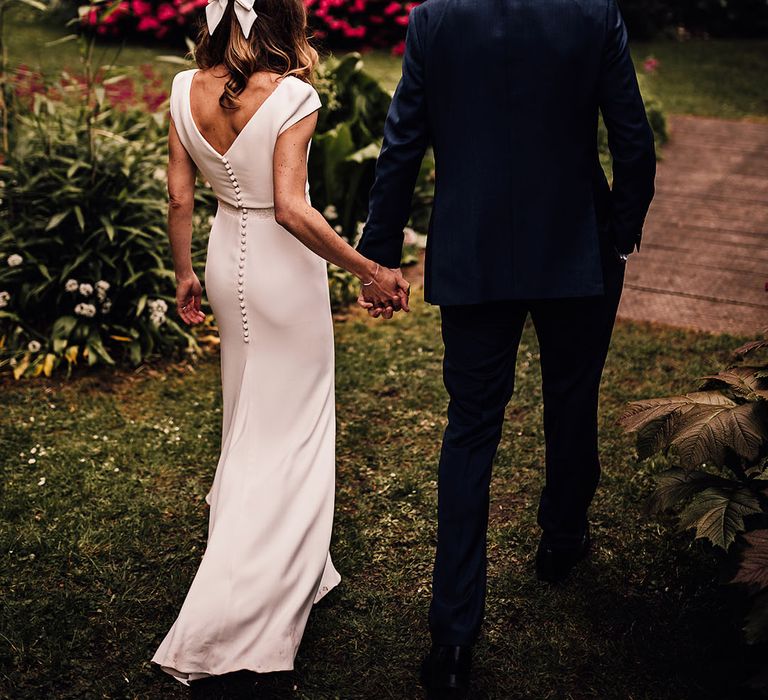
top-left (194, 0), bottom-right (318, 110)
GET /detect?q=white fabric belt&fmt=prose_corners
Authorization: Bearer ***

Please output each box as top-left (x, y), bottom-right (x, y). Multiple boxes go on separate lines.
top-left (217, 200), bottom-right (275, 218)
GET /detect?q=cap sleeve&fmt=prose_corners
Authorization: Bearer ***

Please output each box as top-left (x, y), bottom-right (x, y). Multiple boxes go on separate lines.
top-left (278, 78), bottom-right (322, 135)
top-left (169, 69), bottom-right (194, 125)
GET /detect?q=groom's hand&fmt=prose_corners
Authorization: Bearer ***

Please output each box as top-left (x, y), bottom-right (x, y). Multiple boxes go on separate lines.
top-left (357, 268), bottom-right (410, 319)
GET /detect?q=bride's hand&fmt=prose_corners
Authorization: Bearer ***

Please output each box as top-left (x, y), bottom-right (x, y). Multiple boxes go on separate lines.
top-left (176, 274), bottom-right (206, 325)
top-left (357, 267), bottom-right (411, 319)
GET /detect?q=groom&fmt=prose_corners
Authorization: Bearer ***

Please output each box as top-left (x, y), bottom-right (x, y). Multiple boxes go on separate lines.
top-left (357, 0), bottom-right (656, 697)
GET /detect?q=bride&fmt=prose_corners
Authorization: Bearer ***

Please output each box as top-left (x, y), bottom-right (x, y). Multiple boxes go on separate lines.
top-left (151, 0), bottom-right (410, 687)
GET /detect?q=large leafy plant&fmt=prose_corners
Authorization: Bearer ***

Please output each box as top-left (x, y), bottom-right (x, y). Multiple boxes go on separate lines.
top-left (309, 52), bottom-right (391, 245)
top-left (0, 89), bottom-right (203, 376)
top-left (620, 330), bottom-right (768, 656)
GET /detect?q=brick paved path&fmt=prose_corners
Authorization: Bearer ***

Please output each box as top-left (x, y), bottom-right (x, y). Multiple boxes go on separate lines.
top-left (617, 115), bottom-right (768, 336)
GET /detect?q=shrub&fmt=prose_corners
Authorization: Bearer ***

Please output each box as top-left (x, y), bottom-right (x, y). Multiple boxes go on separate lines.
top-left (77, 0), bottom-right (768, 45)
top-left (0, 54), bottom-right (402, 377)
top-left (0, 65), bottom-right (216, 378)
top-left (79, 0), bottom-right (416, 52)
top-left (310, 52), bottom-right (392, 245)
top-left (620, 329), bottom-right (768, 689)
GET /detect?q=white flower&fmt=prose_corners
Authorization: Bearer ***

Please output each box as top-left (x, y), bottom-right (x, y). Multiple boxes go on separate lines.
top-left (27, 340), bottom-right (41, 353)
top-left (148, 298), bottom-right (168, 314)
top-left (0, 290), bottom-right (9, 308)
top-left (74, 302), bottom-right (97, 318)
top-left (64, 279), bottom-right (79, 292)
top-left (101, 300), bottom-right (112, 314)
top-left (95, 280), bottom-right (110, 302)
top-left (7, 253), bottom-right (22, 267)
top-left (149, 310), bottom-right (167, 327)
top-left (37, 477), bottom-right (45, 486)
top-left (79, 283), bottom-right (93, 296)
top-left (323, 205), bottom-right (338, 220)
top-left (333, 225), bottom-right (343, 234)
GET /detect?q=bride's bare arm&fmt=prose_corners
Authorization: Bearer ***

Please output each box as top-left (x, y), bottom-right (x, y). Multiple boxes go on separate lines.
top-left (273, 113), bottom-right (409, 313)
top-left (168, 120), bottom-right (205, 325)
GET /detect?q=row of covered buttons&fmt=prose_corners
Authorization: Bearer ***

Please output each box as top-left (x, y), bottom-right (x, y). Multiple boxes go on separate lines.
top-left (222, 154), bottom-right (250, 344)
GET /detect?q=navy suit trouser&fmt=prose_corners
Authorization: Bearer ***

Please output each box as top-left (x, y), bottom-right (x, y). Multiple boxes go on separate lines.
top-left (428, 242), bottom-right (626, 646)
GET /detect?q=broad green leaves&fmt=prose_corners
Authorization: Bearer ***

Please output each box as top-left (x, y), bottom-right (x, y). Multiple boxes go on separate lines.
top-left (678, 486), bottom-right (761, 550)
top-left (0, 71), bottom-right (208, 376)
top-left (621, 379), bottom-right (768, 468)
top-left (623, 331), bottom-right (768, 647)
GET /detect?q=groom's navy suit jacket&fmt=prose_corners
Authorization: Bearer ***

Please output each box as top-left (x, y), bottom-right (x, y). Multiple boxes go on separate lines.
top-left (357, 0), bottom-right (657, 305)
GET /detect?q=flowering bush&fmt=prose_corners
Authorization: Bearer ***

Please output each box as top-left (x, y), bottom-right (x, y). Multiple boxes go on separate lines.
top-left (80, 0), bottom-right (209, 41)
top-left (305, 0), bottom-right (416, 53)
top-left (78, 0), bottom-right (768, 45)
top-left (80, 0), bottom-right (419, 52)
top-left (0, 54), bottom-right (403, 377)
top-left (0, 63), bottom-right (215, 378)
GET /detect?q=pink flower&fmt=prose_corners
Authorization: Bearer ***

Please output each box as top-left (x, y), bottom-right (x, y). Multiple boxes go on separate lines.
top-left (156, 3), bottom-right (177, 22)
top-left (83, 8), bottom-right (99, 25)
top-left (643, 57), bottom-right (661, 74)
top-left (132, 0), bottom-right (152, 16)
top-left (137, 16), bottom-right (161, 31)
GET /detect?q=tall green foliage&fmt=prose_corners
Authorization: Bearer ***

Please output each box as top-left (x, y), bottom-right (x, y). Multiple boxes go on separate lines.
top-left (621, 329), bottom-right (768, 677)
top-left (309, 53), bottom-right (392, 245)
top-left (0, 89), bottom-right (212, 376)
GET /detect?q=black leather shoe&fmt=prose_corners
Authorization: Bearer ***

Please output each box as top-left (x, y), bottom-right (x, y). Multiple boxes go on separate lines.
top-left (536, 527), bottom-right (591, 584)
top-left (420, 644), bottom-right (472, 699)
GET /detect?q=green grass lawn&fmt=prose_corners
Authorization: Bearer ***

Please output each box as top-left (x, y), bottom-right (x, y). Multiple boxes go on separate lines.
top-left (1, 297), bottom-right (764, 699)
top-left (5, 12), bottom-right (768, 120)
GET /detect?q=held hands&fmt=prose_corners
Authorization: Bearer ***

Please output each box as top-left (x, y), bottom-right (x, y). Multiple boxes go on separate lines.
top-left (176, 273), bottom-right (206, 325)
top-left (357, 265), bottom-right (411, 319)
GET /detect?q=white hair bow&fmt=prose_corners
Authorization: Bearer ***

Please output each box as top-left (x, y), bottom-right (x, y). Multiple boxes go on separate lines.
top-left (206, 0), bottom-right (258, 39)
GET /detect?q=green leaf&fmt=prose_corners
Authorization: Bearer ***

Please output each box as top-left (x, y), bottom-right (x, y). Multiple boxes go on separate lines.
top-left (45, 211), bottom-right (69, 231)
top-left (51, 315), bottom-right (78, 340)
top-left (16, 0), bottom-right (47, 11)
top-left (74, 205), bottom-right (85, 232)
top-left (85, 335), bottom-right (115, 366)
top-left (44, 34), bottom-right (79, 48)
top-left (701, 367), bottom-right (768, 401)
top-left (671, 401), bottom-right (767, 468)
top-left (648, 468), bottom-right (735, 514)
top-left (678, 486), bottom-right (762, 550)
top-left (100, 215), bottom-right (116, 242)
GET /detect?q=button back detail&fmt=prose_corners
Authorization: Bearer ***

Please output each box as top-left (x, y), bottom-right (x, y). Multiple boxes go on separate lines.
top-left (220, 154), bottom-right (251, 344)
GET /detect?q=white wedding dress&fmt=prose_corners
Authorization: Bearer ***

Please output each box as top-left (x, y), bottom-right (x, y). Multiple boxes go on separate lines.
top-left (151, 69), bottom-right (341, 684)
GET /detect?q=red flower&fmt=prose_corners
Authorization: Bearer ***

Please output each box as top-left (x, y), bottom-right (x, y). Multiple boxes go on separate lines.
top-left (643, 56), bottom-right (661, 74)
top-left (156, 3), bottom-right (177, 22)
top-left (132, 0), bottom-right (152, 16)
top-left (137, 16), bottom-right (161, 31)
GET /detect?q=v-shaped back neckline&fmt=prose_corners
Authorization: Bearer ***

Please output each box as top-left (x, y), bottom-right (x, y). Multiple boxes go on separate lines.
top-left (187, 69), bottom-right (288, 159)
